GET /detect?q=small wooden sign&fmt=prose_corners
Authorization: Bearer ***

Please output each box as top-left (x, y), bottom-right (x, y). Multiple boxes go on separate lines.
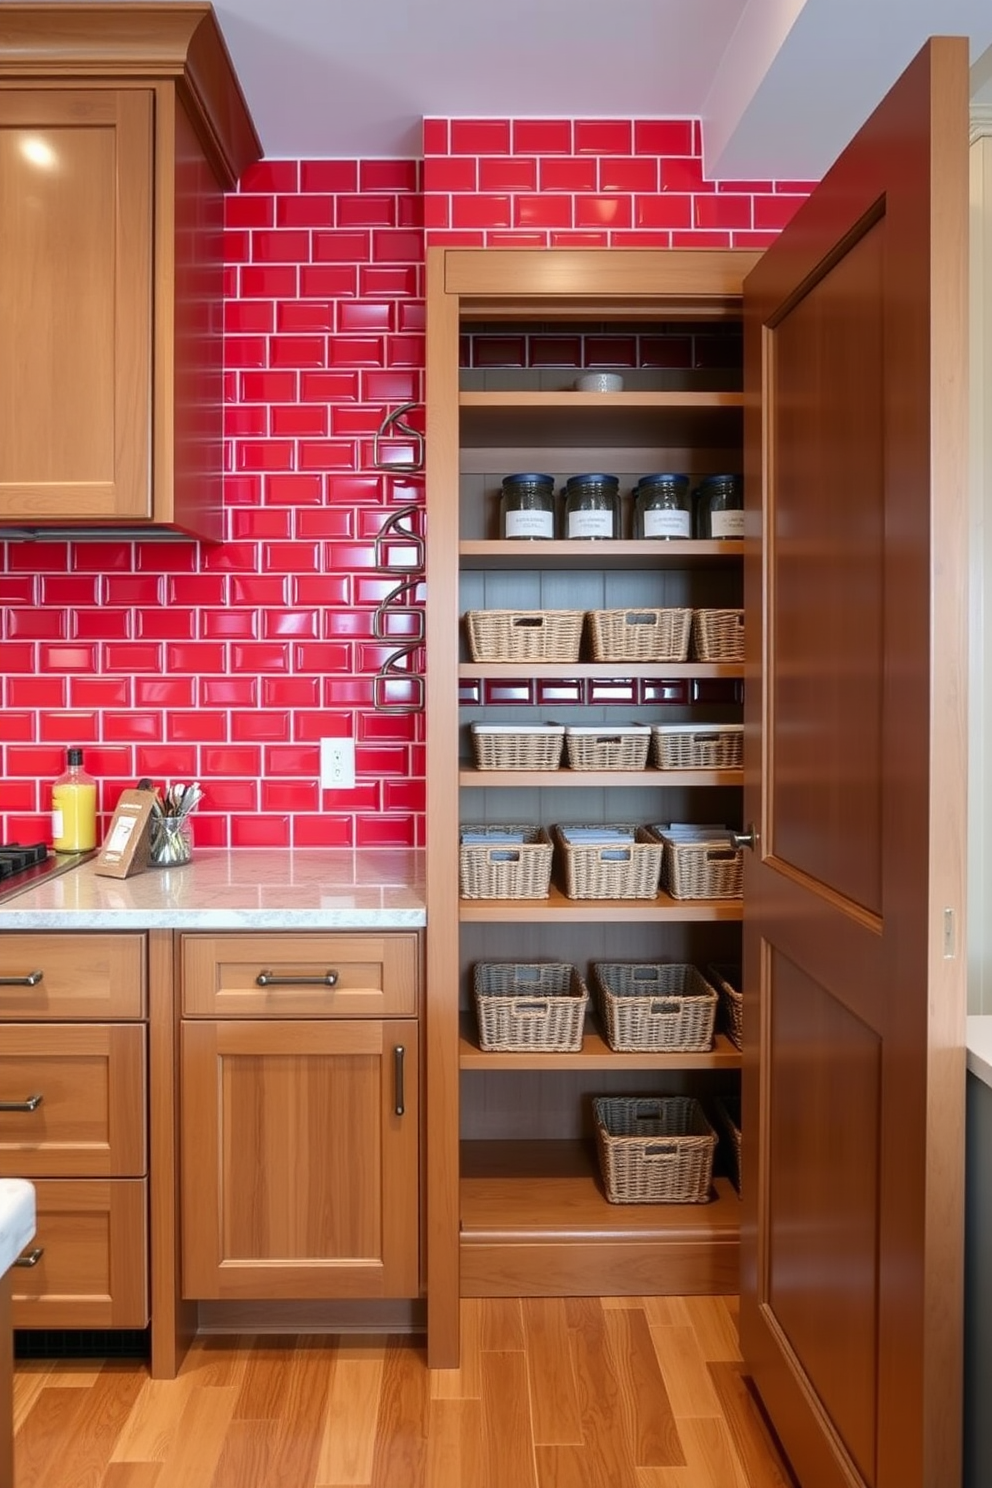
top-left (94, 789), bottom-right (156, 879)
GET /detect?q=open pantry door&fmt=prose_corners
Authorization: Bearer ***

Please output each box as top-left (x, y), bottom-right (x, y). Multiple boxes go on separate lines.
top-left (739, 36), bottom-right (968, 1488)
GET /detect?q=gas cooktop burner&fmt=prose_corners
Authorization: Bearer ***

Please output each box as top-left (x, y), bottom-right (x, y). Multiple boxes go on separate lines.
top-left (0, 843), bottom-right (96, 904)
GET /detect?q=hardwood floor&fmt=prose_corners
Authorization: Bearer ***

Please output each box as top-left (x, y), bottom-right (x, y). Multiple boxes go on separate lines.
top-left (12, 1297), bottom-right (797, 1487)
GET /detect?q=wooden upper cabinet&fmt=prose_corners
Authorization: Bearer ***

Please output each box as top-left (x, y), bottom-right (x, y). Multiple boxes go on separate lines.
top-left (0, 5), bottom-right (261, 539)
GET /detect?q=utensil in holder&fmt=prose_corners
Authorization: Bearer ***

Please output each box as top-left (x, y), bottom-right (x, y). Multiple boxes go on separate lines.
top-left (149, 814), bottom-right (193, 867)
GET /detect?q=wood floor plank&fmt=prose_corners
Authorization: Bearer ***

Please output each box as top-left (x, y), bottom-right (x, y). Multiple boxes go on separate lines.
top-left (266, 1337), bottom-right (333, 1486)
top-left (565, 1301), bottom-right (639, 1488)
top-left (674, 1416), bottom-right (750, 1488)
top-left (680, 1295), bottom-right (742, 1363)
top-left (14, 1387), bottom-right (91, 1488)
top-left (21, 1365), bottom-right (144, 1488)
top-left (648, 1325), bottom-right (723, 1420)
top-left (480, 1350), bottom-right (538, 1488)
top-left (425, 1397), bottom-right (484, 1488)
top-left (708, 1362), bottom-right (798, 1488)
top-left (155, 1385), bottom-right (239, 1488)
top-left (431, 1298), bottom-right (482, 1401)
top-left (101, 1465), bottom-right (164, 1487)
top-left (233, 1334), bottom-right (297, 1420)
top-left (369, 1337), bottom-right (429, 1488)
top-left (521, 1299), bottom-right (582, 1447)
top-left (208, 1419), bottom-right (281, 1488)
top-left (12, 1363), bottom-right (54, 1433)
top-left (316, 1337), bottom-right (384, 1486)
top-left (179, 1336), bottom-right (251, 1390)
top-left (603, 1306), bottom-right (684, 1468)
top-left (478, 1297), bottom-right (525, 1352)
top-left (110, 1376), bottom-right (193, 1462)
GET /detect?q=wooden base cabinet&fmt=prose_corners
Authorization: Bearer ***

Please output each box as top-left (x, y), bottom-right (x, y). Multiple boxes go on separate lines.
top-left (180, 1019), bottom-right (419, 1300)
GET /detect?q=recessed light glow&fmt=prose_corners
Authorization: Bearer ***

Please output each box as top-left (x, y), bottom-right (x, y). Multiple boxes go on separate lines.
top-left (20, 137), bottom-right (57, 169)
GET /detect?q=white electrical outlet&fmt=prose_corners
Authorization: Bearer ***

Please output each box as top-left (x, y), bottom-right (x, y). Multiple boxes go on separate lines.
top-left (320, 737), bottom-right (355, 790)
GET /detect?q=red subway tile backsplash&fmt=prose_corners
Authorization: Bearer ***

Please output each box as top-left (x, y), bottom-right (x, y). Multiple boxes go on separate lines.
top-left (0, 128), bottom-right (811, 845)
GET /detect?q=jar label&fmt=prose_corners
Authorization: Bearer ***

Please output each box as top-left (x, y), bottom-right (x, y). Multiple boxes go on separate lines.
top-left (504, 509), bottom-right (554, 539)
top-left (643, 509), bottom-right (691, 539)
top-left (567, 510), bottom-right (614, 539)
top-left (51, 808), bottom-right (64, 839)
top-left (711, 509), bottom-right (745, 538)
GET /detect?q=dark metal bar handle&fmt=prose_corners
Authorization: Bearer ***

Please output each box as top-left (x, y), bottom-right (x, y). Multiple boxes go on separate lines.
top-left (0, 1094), bottom-right (43, 1112)
top-left (14, 1247), bottom-right (43, 1268)
top-left (394, 1045), bottom-right (405, 1117)
top-left (0, 971), bottom-right (43, 987)
top-left (255, 970), bottom-right (339, 988)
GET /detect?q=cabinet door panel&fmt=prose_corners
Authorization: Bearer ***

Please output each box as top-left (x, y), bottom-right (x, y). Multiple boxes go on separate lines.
top-left (12, 1177), bottom-right (148, 1329)
top-left (0, 1024), bottom-right (146, 1177)
top-left (181, 1019), bottom-right (419, 1299)
top-left (181, 932), bottom-right (419, 1018)
top-left (0, 933), bottom-right (146, 1020)
top-left (0, 88), bottom-right (152, 520)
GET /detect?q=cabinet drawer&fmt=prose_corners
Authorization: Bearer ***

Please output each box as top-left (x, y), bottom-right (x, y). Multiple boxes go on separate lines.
top-left (181, 932), bottom-right (419, 1018)
top-left (0, 933), bottom-right (145, 1020)
top-left (11, 1177), bottom-right (148, 1329)
top-left (0, 1024), bottom-right (146, 1177)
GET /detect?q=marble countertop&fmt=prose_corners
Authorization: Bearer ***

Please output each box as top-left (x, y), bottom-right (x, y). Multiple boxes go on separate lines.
top-left (0, 1179), bottom-right (35, 1276)
top-left (0, 849), bottom-right (426, 930)
top-left (968, 1016), bottom-right (992, 1089)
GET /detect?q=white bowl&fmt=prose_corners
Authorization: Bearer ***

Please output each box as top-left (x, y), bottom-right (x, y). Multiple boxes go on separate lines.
top-left (575, 372), bottom-right (624, 393)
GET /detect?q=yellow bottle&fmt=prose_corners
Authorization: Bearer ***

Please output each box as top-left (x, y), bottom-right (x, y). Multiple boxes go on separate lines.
top-left (51, 747), bottom-right (97, 853)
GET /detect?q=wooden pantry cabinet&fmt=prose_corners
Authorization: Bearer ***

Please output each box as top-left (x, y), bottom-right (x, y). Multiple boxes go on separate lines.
top-left (0, 4), bottom-right (260, 538)
top-left (179, 933), bottom-right (421, 1301)
top-left (425, 247), bottom-right (758, 1365)
top-left (0, 932), bottom-right (149, 1328)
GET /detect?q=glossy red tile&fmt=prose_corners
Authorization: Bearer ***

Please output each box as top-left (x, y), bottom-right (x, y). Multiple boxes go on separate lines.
top-left (266, 473), bottom-right (325, 504)
top-left (330, 405), bottom-right (386, 436)
top-left (425, 156), bottom-right (477, 192)
top-left (262, 779), bottom-right (320, 812)
top-left (40, 644), bottom-right (98, 673)
top-left (633, 120), bottom-right (694, 156)
top-left (301, 370), bottom-right (361, 402)
top-left (385, 335), bottom-right (425, 368)
top-left (136, 608), bottom-right (196, 640)
top-left (199, 676), bottom-right (258, 706)
top-left (201, 610), bottom-right (258, 639)
top-left (225, 406), bottom-right (269, 438)
top-left (0, 577), bottom-right (37, 604)
top-left (0, 645), bottom-right (38, 673)
top-left (422, 118), bottom-right (448, 154)
top-left (300, 264), bottom-right (359, 297)
top-left (201, 543), bottom-right (262, 572)
top-left (484, 680), bottom-right (535, 705)
top-left (251, 229), bottom-right (311, 263)
top-left (639, 335), bottom-right (693, 368)
top-left (754, 194), bottom-right (806, 230)
top-left (358, 711), bottom-right (418, 742)
top-left (328, 335), bottom-right (384, 366)
top-left (313, 230), bottom-right (372, 262)
top-left (262, 677), bottom-right (320, 708)
top-left (7, 676), bottom-right (66, 708)
top-left (599, 157), bottom-right (657, 193)
top-left (201, 746), bottom-right (262, 777)
top-left (136, 744), bottom-right (198, 778)
top-left (8, 543), bottom-right (69, 573)
top-left (362, 160), bottom-right (418, 191)
top-left (294, 575), bottom-right (351, 606)
top-left (8, 746), bottom-right (67, 777)
top-left (536, 679), bottom-right (584, 705)
top-left (0, 781), bottom-right (37, 811)
top-left (424, 197), bottom-right (450, 230)
top-left (241, 160), bottom-right (299, 193)
top-left (231, 815), bottom-right (291, 847)
top-left (355, 746), bottom-right (409, 777)
top-left (201, 779), bottom-right (259, 811)
top-left (635, 195), bottom-right (693, 229)
top-left (270, 406), bottom-right (329, 438)
top-left (694, 194), bottom-right (752, 230)
top-left (294, 814), bottom-right (354, 847)
top-left (269, 337), bottom-right (326, 369)
top-left (276, 301), bottom-right (335, 334)
top-left (224, 335), bottom-right (268, 367)
top-left (587, 679), bottom-right (637, 704)
top-left (515, 195), bottom-right (572, 229)
top-left (102, 711), bottom-right (165, 742)
top-left (323, 677), bottom-right (375, 707)
top-left (191, 815), bottom-right (228, 847)
top-left (223, 229), bottom-right (250, 263)
top-left (225, 193), bottom-right (275, 229)
top-left (240, 264), bottom-right (298, 298)
top-left (264, 610), bottom-right (320, 639)
top-left (371, 230), bottom-right (424, 263)
top-left (471, 335), bottom-right (526, 368)
top-left (166, 575), bottom-right (229, 606)
top-left (292, 642), bottom-right (353, 674)
top-left (298, 440), bottom-right (360, 471)
top-left (162, 642), bottom-right (227, 673)
top-left (276, 195), bottom-right (334, 227)
top-left (585, 335), bottom-right (637, 367)
top-left (71, 677), bottom-right (131, 709)
top-left (397, 302), bottom-right (426, 332)
top-left (7, 608), bottom-right (67, 639)
top-left (478, 156), bottom-right (537, 193)
top-left (136, 677), bottom-right (196, 708)
top-left (356, 813), bottom-right (416, 847)
top-left (659, 157), bottom-right (711, 193)
top-left (359, 265), bottom-right (419, 297)
top-left (575, 120), bottom-right (631, 155)
top-left (671, 230), bottom-right (731, 248)
top-left (167, 711), bottom-right (228, 742)
top-left (538, 157), bottom-right (597, 193)
top-left (513, 119), bottom-right (572, 154)
top-left (337, 195), bottom-right (397, 227)
top-left (450, 119), bottom-right (511, 155)
top-left (732, 230), bottom-right (779, 249)
top-left (229, 643), bottom-right (291, 672)
top-left (300, 160), bottom-right (358, 192)
top-left (232, 711), bottom-right (292, 743)
top-left (338, 300), bottom-right (394, 332)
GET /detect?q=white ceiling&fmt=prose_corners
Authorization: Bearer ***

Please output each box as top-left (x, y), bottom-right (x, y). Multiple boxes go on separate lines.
top-left (17, 0), bottom-right (992, 176)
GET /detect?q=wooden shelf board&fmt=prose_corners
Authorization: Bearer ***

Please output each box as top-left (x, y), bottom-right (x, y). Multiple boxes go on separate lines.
top-left (460, 883), bottom-right (743, 923)
top-left (459, 539), bottom-right (743, 570)
top-left (458, 1013), bottom-right (742, 1071)
top-left (459, 767), bottom-right (743, 788)
top-left (459, 391), bottom-right (744, 410)
top-left (460, 1140), bottom-right (740, 1242)
top-left (459, 662), bottom-right (743, 680)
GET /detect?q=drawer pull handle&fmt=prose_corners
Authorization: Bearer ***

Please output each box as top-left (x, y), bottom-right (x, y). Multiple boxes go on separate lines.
top-left (0, 971), bottom-right (43, 987)
top-left (255, 970), bottom-right (339, 988)
top-left (14, 1247), bottom-right (43, 1268)
top-left (0, 1094), bottom-right (43, 1113)
top-left (394, 1045), bottom-right (405, 1117)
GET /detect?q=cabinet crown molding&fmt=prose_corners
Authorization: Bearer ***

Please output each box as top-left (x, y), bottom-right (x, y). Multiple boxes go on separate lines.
top-left (0, 2), bottom-right (260, 185)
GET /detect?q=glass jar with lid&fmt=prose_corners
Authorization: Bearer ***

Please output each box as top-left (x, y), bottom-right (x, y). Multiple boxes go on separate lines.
top-left (500, 472), bottom-right (556, 539)
top-left (562, 473), bottom-right (620, 540)
top-left (632, 473), bottom-right (691, 540)
top-left (694, 473), bottom-right (743, 539)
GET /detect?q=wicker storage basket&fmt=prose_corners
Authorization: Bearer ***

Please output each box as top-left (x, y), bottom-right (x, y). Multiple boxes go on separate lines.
top-left (691, 608), bottom-right (745, 661)
top-left (707, 963), bottom-right (743, 1049)
top-left (587, 607), bottom-right (691, 662)
top-left (651, 724), bottom-right (743, 771)
top-left (592, 962), bottom-right (718, 1052)
top-left (714, 1095), bottom-right (742, 1192)
top-left (466, 609), bottom-right (584, 663)
top-left (459, 825), bottom-right (554, 899)
top-left (471, 724), bottom-right (565, 771)
top-left (564, 725), bottom-right (651, 772)
top-left (593, 1095), bottom-right (717, 1204)
top-left (474, 962), bottom-right (589, 1052)
top-left (650, 825), bottom-right (743, 900)
top-left (554, 824), bottom-right (663, 900)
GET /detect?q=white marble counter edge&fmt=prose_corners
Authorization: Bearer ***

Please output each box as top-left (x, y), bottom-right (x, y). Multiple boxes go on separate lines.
top-left (967, 1016), bottom-right (992, 1088)
top-left (0, 1179), bottom-right (35, 1275)
top-left (0, 908), bottom-right (426, 930)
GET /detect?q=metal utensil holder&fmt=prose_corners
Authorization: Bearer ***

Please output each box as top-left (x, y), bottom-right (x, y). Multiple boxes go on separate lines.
top-left (372, 402), bottom-right (424, 473)
top-left (373, 508), bottom-right (425, 714)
